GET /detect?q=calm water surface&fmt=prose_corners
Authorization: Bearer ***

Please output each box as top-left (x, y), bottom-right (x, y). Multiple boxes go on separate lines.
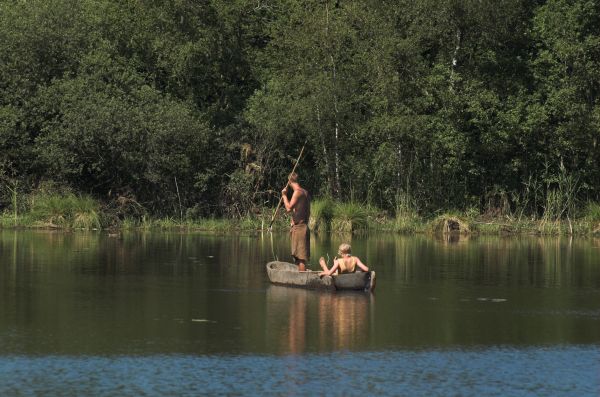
top-left (1, 231), bottom-right (599, 396)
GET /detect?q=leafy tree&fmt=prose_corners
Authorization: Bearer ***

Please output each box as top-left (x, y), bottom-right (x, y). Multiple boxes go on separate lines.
top-left (528, 0), bottom-right (600, 200)
top-left (1, 0), bottom-right (599, 217)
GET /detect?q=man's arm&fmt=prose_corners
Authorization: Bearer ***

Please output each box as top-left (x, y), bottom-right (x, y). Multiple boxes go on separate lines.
top-left (282, 188), bottom-right (301, 212)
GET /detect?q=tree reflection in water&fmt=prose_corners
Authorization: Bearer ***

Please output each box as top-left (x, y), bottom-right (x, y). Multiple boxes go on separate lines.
top-left (266, 286), bottom-right (373, 354)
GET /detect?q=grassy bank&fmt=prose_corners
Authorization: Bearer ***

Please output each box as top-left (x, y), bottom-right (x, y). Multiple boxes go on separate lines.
top-left (0, 211), bottom-right (291, 232)
top-left (2, 193), bottom-right (600, 236)
top-left (308, 198), bottom-right (600, 236)
top-left (0, 192), bottom-right (293, 232)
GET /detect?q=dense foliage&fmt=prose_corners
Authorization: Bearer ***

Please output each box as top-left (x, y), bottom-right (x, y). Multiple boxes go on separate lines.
top-left (1, 0), bottom-right (599, 218)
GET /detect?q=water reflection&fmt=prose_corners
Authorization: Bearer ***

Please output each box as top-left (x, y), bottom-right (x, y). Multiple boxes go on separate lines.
top-left (266, 286), bottom-right (372, 354)
top-left (1, 230), bottom-right (600, 355)
top-left (317, 292), bottom-right (372, 350)
top-left (434, 232), bottom-right (470, 245)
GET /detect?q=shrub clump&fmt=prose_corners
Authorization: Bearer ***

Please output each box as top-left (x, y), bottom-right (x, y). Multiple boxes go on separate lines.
top-left (310, 198), bottom-right (334, 232)
top-left (584, 202), bottom-right (600, 234)
top-left (430, 214), bottom-right (471, 234)
top-left (331, 202), bottom-right (368, 233)
top-left (29, 193), bottom-right (101, 230)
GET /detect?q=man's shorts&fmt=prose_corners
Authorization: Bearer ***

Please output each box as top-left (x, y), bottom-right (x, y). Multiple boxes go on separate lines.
top-left (290, 223), bottom-right (310, 262)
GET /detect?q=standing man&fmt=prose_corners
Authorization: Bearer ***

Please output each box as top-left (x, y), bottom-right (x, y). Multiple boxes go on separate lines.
top-left (282, 172), bottom-right (310, 271)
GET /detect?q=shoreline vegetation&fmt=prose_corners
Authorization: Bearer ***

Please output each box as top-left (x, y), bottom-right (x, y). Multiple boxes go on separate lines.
top-left (1, 1), bottom-right (600, 234)
top-left (1, 194), bottom-right (599, 236)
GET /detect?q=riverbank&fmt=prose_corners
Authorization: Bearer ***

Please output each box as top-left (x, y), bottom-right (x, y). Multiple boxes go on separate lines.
top-left (0, 212), bottom-right (290, 233)
top-left (2, 195), bottom-right (599, 236)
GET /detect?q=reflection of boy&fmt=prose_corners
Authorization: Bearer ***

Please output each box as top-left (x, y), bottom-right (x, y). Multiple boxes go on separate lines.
top-left (319, 243), bottom-right (369, 277)
top-left (281, 172), bottom-right (310, 271)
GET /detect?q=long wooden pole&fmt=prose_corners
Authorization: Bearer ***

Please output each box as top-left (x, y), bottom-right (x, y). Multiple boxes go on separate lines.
top-left (268, 141), bottom-right (307, 229)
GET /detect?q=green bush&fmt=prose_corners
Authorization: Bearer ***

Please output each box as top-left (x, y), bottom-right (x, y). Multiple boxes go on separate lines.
top-left (583, 202), bottom-right (600, 222)
top-left (394, 215), bottom-right (422, 233)
top-left (310, 198), bottom-right (334, 232)
top-left (331, 202), bottom-right (368, 233)
top-left (393, 191), bottom-right (421, 233)
top-left (429, 213), bottom-right (471, 234)
top-left (30, 193), bottom-right (101, 229)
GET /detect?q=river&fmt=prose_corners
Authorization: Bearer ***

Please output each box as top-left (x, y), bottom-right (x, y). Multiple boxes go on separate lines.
top-left (1, 230), bottom-right (599, 396)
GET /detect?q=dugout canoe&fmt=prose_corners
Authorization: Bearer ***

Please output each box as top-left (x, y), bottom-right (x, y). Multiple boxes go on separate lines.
top-left (266, 261), bottom-right (376, 292)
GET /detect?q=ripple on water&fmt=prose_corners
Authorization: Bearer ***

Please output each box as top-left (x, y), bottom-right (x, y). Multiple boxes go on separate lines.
top-left (0, 346), bottom-right (598, 397)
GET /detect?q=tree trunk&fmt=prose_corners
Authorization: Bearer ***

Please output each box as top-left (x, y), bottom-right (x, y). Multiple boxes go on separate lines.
top-left (316, 105), bottom-right (334, 193)
top-left (449, 27), bottom-right (461, 90)
top-left (332, 85), bottom-right (341, 196)
top-left (325, 1), bottom-right (341, 197)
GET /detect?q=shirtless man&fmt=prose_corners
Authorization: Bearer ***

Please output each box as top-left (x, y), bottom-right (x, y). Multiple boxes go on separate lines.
top-left (281, 172), bottom-right (310, 271)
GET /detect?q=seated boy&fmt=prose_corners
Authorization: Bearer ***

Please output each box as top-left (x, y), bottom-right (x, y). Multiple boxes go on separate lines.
top-left (318, 243), bottom-right (369, 277)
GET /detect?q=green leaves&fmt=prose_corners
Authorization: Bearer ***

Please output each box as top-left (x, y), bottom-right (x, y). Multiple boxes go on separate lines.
top-left (34, 75), bottom-right (209, 212)
top-left (1, 0), bottom-right (600, 217)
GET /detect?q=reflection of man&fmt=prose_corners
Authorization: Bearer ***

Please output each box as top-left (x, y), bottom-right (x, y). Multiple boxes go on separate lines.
top-left (287, 292), bottom-right (306, 354)
top-left (281, 172), bottom-right (310, 271)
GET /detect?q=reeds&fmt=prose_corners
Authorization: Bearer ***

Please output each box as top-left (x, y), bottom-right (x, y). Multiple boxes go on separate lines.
top-left (583, 201), bottom-right (600, 221)
top-left (583, 201), bottom-right (600, 234)
top-left (429, 213), bottom-right (471, 234)
top-left (331, 202), bottom-right (369, 233)
top-left (2, 190), bottom-right (599, 236)
top-left (118, 214), bottom-right (274, 232)
top-left (29, 193), bottom-right (101, 229)
top-left (394, 191), bottom-right (422, 233)
top-left (310, 198), bottom-right (334, 232)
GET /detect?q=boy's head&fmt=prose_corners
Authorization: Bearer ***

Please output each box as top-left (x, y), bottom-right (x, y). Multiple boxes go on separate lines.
top-left (338, 243), bottom-right (351, 256)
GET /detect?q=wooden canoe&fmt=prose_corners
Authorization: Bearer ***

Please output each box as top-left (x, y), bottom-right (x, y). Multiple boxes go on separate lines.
top-left (266, 261), bottom-right (376, 292)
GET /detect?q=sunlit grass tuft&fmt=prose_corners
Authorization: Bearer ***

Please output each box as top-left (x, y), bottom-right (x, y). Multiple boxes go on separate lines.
top-left (310, 198), bottom-right (334, 232)
top-left (29, 193), bottom-right (101, 229)
top-left (331, 202), bottom-right (369, 233)
top-left (429, 212), bottom-right (471, 234)
top-left (583, 201), bottom-right (600, 222)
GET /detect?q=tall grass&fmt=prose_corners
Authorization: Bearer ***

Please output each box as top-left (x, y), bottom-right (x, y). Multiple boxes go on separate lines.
top-left (331, 202), bottom-right (369, 233)
top-left (121, 217), bottom-right (138, 230)
top-left (117, 214), bottom-right (271, 232)
top-left (394, 191), bottom-right (421, 233)
top-left (536, 166), bottom-right (580, 234)
top-left (29, 193), bottom-right (101, 229)
top-left (429, 212), bottom-right (471, 234)
top-left (6, 181), bottom-right (19, 226)
top-left (3, 189), bottom-right (599, 236)
top-left (310, 198), bottom-right (334, 232)
top-left (583, 201), bottom-right (600, 234)
top-left (583, 201), bottom-right (600, 221)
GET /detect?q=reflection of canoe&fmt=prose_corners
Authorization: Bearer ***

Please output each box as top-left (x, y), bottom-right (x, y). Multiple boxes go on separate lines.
top-left (266, 261), bottom-right (376, 292)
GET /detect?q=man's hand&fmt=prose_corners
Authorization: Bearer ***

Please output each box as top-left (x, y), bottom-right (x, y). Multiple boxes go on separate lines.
top-left (281, 187), bottom-right (288, 195)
